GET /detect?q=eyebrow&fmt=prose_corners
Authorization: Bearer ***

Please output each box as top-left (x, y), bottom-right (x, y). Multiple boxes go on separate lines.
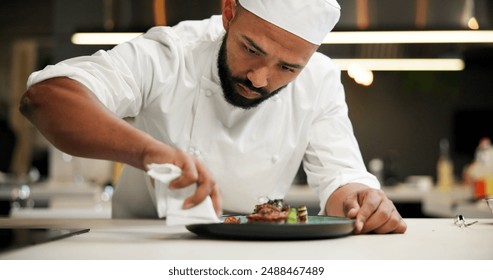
top-left (241, 35), bottom-right (304, 69)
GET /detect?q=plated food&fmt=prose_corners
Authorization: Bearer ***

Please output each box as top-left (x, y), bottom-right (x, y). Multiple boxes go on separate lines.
top-left (186, 199), bottom-right (354, 240)
top-left (186, 214), bottom-right (355, 240)
top-left (224, 199), bottom-right (308, 224)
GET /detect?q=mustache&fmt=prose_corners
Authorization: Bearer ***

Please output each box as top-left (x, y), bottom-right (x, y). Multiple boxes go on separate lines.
top-left (231, 77), bottom-right (270, 98)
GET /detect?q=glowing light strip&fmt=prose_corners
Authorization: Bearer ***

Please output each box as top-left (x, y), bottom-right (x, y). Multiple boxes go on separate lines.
top-left (324, 30), bottom-right (493, 44)
top-left (70, 34), bottom-right (464, 71)
top-left (333, 58), bottom-right (465, 71)
top-left (71, 32), bottom-right (143, 45)
top-left (71, 30), bottom-right (493, 45)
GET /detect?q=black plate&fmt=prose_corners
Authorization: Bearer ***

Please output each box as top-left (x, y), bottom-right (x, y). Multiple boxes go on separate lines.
top-left (186, 216), bottom-right (354, 240)
top-left (0, 228), bottom-right (90, 252)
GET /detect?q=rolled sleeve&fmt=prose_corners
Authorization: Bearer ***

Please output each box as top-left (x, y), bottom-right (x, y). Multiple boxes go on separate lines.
top-left (28, 48), bottom-right (145, 118)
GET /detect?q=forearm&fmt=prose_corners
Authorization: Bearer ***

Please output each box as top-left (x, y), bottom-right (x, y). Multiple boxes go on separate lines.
top-left (20, 77), bottom-right (222, 213)
top-left (20, 77), bottom-right (157, 170)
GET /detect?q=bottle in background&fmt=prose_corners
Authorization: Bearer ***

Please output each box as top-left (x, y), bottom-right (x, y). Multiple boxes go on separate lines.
top-left (468, 137), bottom-right (493, 199)
top-left (436, 138), bottom-right (454, 191)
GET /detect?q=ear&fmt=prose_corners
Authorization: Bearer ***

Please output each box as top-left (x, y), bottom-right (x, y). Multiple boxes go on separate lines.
top-left (222, 0), bottom-right (237, 30)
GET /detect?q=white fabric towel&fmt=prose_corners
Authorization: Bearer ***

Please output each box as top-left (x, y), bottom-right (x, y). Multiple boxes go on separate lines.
top-left (146, 163), bottom-right (220, 225)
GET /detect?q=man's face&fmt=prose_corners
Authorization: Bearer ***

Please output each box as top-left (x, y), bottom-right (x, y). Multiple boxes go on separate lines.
top-left (218, 4), bottom-right (318, 109)
top-left (217, 33), bottom-right (286, 109)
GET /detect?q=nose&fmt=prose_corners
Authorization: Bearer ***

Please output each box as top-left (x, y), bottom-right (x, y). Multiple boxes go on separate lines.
top-left (246, 66), bottom-right (269, 88)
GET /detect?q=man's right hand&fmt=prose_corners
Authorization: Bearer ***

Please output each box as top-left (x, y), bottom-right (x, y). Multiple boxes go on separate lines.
top-left (141, 141), bottom-right (222, 217)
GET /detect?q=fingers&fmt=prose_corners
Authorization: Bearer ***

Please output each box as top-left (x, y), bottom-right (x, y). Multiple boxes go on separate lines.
top-left (168, 155), bottom-right (199, 189)
top-left (180, 158), bottom-right (223, 217)
top-left (342, 192), bottom-right (362, 229)
top-left (360, 204), bottom-right (407, 234)
top-left (354, 189), bottom-right (384, 233)
top-left (141, 143), bottom-right (223, 217)
top-left (345, 189), bottom-right (407, 234)
top-left (342, 189), bottom-right (380, 233)
top-left (209, 182), bottom-right (223, 217)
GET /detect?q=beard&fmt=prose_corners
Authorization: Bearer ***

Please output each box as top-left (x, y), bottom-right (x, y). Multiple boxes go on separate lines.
top-left (217, 34), bottom-right (286, 110)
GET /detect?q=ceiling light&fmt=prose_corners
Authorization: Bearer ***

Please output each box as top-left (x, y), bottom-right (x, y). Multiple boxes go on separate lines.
top-left (324, 30), bottom-right (493, 44)
top-left (71, 32), bottom-right (143, 45)
top-left (347, 64), bottom-right (374, 86)
top-left (333, 58), bottom-right (465, 71)
top-left (72, 30), bottom-right (493, 46)
top-left (468, 17), bottom-right (479, 30)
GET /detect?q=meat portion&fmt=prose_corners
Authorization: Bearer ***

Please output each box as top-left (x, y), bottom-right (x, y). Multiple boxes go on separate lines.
top-left (246, 200), bottom-right (290, 223)
top-left (223, 216), bottom-right (241, 224)
top-left (222, 199), bottom-right (309, 224)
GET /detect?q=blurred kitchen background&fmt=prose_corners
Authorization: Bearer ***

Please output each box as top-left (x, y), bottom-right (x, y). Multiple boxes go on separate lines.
top-left (1, 0), bottom-right (493, 217)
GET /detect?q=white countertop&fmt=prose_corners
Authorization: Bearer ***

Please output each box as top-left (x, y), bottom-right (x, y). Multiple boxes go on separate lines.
top-left (2, 183), bottom-right (492, 260)
top-left (0, 217), bottom-right (492, 260)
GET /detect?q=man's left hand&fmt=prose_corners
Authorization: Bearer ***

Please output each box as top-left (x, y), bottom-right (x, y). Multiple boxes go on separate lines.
top-left (327, 183), bottom-right (407, 234)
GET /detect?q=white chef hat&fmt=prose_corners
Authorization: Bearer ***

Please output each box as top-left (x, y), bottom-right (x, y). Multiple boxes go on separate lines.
top-left (237, 0), bottom-right (341, 45)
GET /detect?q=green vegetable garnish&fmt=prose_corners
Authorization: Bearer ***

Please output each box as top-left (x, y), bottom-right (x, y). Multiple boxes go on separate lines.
top-left (287, 208), bottom-right (298, 224)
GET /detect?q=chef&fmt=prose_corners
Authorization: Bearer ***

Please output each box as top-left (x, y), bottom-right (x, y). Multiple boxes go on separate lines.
top-left (20, 0), bottom-right (407, 234)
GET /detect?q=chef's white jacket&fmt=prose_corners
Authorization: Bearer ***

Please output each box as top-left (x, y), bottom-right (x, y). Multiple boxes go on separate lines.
top-left (27, 16), bottom-right (380, 218)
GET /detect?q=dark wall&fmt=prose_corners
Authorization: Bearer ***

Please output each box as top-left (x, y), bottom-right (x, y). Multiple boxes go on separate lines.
top-left (344, 68), bottom-right (493, 183)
